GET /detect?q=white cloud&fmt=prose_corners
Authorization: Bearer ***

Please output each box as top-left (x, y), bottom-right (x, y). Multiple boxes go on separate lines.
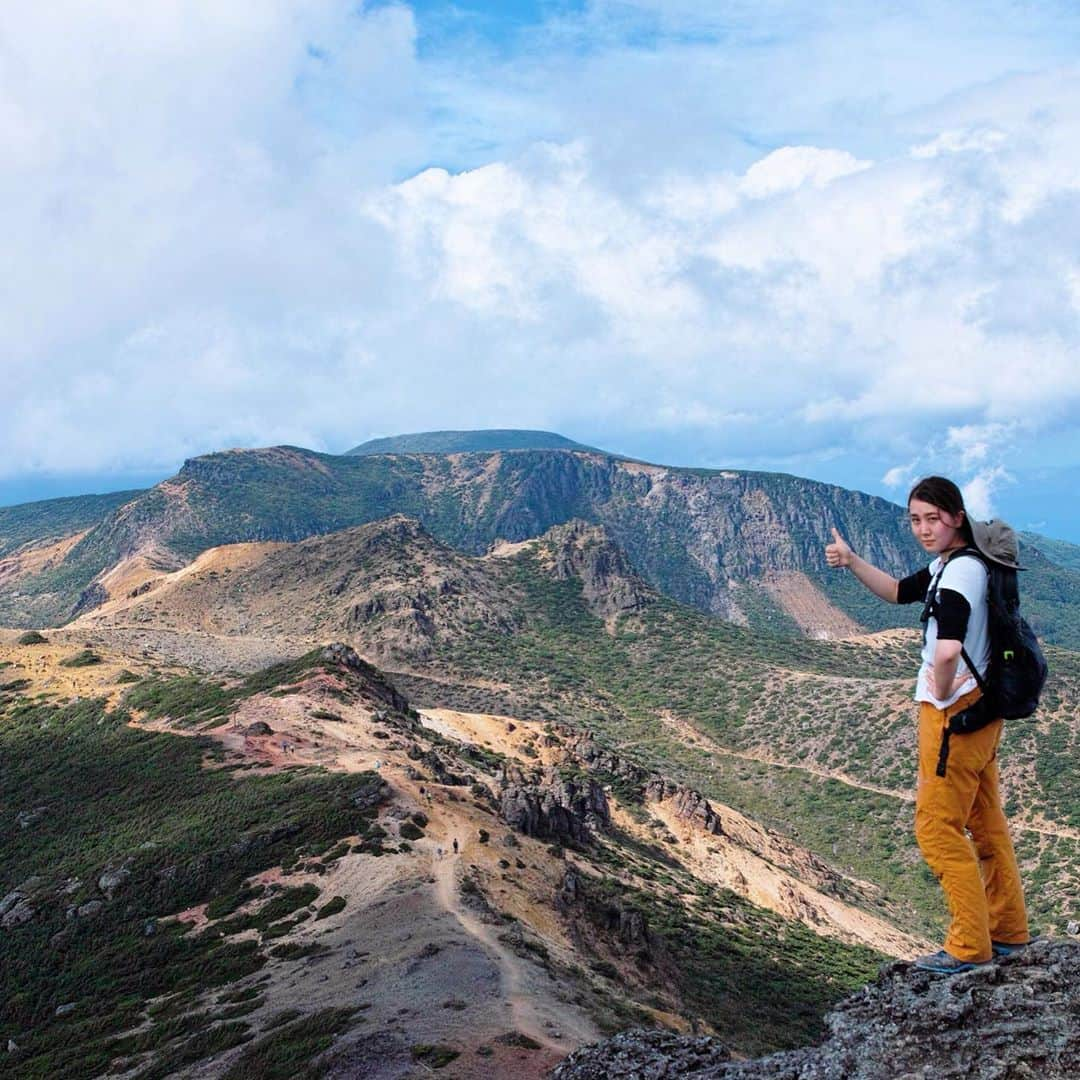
top-left (2, 0), bottom-right (1080, 509)
top-left (740, 147), bottom-right (871, 199)
top-left (883, 463), bottom-right (917, 489)
top-left (962, 466), bottom-right (1013, 520)
top-left (911, 127), bottom-right (1008, 159)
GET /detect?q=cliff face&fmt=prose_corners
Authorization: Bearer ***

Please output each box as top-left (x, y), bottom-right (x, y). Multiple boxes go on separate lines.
top-left (7, 443), bottom-right (1078, 645)
top-left (553, 939), bottom-right (1080, 1079)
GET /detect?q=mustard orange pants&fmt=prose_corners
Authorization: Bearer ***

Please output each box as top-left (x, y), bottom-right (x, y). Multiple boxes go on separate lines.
top-left (915, 688), bottom-right (1029, 963)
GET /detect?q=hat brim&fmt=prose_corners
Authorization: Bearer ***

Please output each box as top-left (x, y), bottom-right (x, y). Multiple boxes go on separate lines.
top-left (970, 523), bottom-right (1025, 570)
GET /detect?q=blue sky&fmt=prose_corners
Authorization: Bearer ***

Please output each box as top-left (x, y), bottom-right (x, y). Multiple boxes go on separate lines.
top-left (3, 2), bottom-right (1080, 540)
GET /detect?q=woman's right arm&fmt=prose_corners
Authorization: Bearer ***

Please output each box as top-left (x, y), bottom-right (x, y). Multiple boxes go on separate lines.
top-left (825, 528), bottom-right (900, 603)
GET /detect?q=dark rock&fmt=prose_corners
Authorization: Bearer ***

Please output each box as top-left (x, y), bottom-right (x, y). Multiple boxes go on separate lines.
top-left (420, 750), bottom-right (469, 787)
top-left (554, 940), bottom-right (1080, 1080)
top-left (0, 895), bottom-right (34, 929)
top-left (352, 781), bottom-right (387, 811)
top-left (245, 721), bottom-right (273, 736)
top-left (97, 867), bottom-right (131, 898)
top-left (496, 764), bottom-right (610, 845)
top-left (556, 869), bottom-right (584, 911)
top-left (71, 582), bottom-right (108, 618)
top-left (545, 520), bottom-right (653, 619)
top-left (76, 900), bottom-right (104, 919)
top-left (553, 1030), bottom-right (735, 1079)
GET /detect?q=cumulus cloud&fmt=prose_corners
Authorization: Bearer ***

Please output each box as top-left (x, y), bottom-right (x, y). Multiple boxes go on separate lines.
top-left (962, 466), bottom-right (1014, 520)
top-left (740, 147), bottom-right (871, 199)
top-left (2, 0), bottom-right (1080, 519)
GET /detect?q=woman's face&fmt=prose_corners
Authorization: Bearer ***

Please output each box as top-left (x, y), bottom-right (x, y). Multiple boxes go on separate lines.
top-left (908, 497), bottom-right (965, 555)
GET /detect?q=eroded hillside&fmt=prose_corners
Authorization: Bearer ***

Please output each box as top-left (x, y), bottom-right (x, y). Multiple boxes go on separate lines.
top-left (0, 642), bottom-right (902, 1079)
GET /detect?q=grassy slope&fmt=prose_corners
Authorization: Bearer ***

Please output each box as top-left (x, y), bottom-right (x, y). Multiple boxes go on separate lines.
top-left (0, 650), bottom-right (892, 1073)
top-left (0, 655), bottom-right (383, 1080)
top-left (0, 491), bottom-right (144, 558)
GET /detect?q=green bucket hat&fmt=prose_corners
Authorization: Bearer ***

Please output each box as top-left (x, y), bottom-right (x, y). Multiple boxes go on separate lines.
top-left (970, 518), bottom-right (1024, 570)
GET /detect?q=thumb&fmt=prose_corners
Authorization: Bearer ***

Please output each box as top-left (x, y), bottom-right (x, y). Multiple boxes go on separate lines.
top-left (831, 527), bottom-right (844, 544)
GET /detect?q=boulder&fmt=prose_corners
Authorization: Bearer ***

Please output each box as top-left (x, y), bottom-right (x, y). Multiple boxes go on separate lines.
top-left (97, 867), bottom-right (131, 898)
top-left (0, 895), bottom-right (34, 929)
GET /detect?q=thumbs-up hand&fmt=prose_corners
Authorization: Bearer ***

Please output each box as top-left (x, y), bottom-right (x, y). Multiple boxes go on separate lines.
top-left (826, 527), bottom-right (853, 569)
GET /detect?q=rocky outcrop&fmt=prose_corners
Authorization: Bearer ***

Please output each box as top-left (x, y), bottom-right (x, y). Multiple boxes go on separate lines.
top-left (555, 868), bottom-right (653, 962)
top-left (553, 940), bottom-right (1080, 1079)
top-left (497, 764), bottom-right (610, 845)
top-left (544, 520), bottom-right (653, 619)
top-left (319, 643), bottom-right (413, 716)
top-left (556, 727), bottom-right (727, 837)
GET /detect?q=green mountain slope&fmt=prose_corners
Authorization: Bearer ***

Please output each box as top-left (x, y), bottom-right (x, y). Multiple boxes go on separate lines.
top-left (0, 490), bottom-right (145, 559)
top-left (346, 428), bottom-right (603, 456)
top-left (79, 514), bottom-right (1076, 942)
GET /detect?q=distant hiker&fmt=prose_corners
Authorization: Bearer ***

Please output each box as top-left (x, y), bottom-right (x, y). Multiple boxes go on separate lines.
top-left (436, 846), bottom-right (443, 859)
top-left (452, 838), bottom-right (459, 855)
top-left (826, 476), bottom-right (1031, 975)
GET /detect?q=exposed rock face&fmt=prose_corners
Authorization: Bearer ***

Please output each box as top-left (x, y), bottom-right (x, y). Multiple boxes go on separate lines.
top-left (6, 444), bottom-right (925, 635)
top-left (0, 893), bottom-right (34, 929)
top-left (645, 779), bottom-right (725, 836)
top-left (558, 727), bottom-right (727, 838)
top-left (544, 520), bottom-right (653, 619)
top-left (319, 643), bottom-right (412, 716)
top-left (497, 764), bottom-right (610, 845)
top-left (553, 940), bottom-right (1080, 1079)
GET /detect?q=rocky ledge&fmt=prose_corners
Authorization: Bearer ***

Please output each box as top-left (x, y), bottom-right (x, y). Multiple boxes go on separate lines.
top-left (553, 940), bottom-right (1079, 1079)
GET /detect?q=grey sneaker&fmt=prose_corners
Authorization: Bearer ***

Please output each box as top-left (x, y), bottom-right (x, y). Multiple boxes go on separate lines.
top-left (992, 939), bottom-right (1033, 957)
top-left (913, 949), bottom-right (991, 974)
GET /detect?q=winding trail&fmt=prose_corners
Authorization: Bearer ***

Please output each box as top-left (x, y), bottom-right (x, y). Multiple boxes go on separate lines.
top-left (431, 853), bottom-right (574, 1054)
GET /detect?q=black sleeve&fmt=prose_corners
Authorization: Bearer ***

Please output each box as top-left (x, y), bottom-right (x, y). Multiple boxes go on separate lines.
top-left (897, 567), bottom-right (932, 605)
top-left (934, 588), bottom-right (971, 641)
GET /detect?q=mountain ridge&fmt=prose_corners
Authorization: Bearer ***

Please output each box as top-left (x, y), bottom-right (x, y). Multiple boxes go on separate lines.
top-left (2, 438), bottom-right (1080, 648)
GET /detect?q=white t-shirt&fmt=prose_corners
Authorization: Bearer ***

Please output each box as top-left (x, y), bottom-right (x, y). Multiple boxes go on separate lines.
top-left (915, 553), bottom-right (990, 708)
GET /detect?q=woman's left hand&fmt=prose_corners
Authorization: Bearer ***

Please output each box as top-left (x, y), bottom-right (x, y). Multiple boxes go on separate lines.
top-left (926, 668), bottom-right (971, 698)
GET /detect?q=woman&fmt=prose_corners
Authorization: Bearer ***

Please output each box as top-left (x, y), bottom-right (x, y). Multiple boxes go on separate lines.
top-left (825, 476), bottom-right (1030, 974)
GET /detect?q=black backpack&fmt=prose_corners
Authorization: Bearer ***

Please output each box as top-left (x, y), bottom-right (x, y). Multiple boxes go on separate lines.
top-left (923, 547), bottom-right (1048, 775)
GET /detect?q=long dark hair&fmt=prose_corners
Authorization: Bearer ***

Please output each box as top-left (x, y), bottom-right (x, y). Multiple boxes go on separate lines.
top-left (907, 476), bottom-right (974, 543)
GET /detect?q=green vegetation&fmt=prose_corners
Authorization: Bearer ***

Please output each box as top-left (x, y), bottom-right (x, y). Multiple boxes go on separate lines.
top-left (431, 544), bottom-right (1079, 937)
top-left (221, 1007), bottom-right (360, 1080)
top-left (410, 1044), bottom-right (460, 1068)
top-left (347, 428), bottom-right (598, 456)
top-left (577, 862), bottom-right (884, 1055)
top-left (0, 489), bottom-right (143, 559)
top-left (16, 631), bottom-right (47, 645)
top-left (314, 896), bottom-right (346, 920)
top-left (0, 683), bottom-right (384, 1079)
top-left (58, 649), bottom-right (101, 668)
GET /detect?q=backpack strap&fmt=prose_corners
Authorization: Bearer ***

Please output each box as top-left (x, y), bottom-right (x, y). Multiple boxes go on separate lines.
top-left (921, 547), bottom-right (991, 693)
top-left (920, 549), bottom-right (992, 778)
